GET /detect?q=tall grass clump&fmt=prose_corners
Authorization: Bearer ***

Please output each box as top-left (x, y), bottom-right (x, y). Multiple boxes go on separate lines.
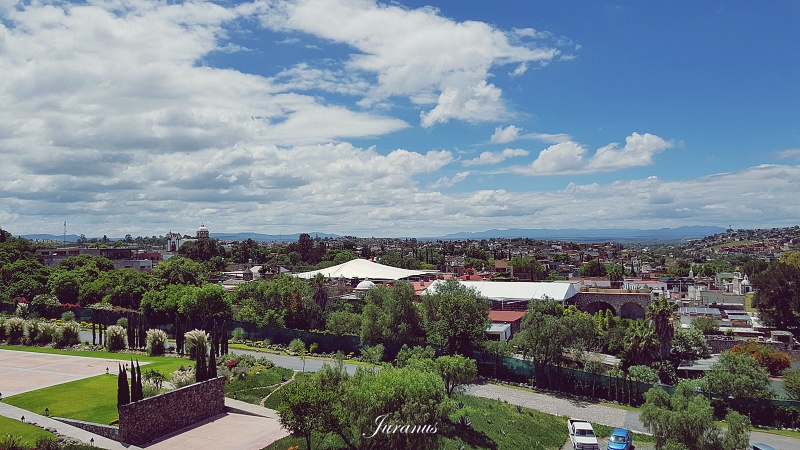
top-left (24, 319), bottom-right (42, 345)
top-left (36, 321), bottom-right (58, 345)
top-left (184, 329), bottom-right (209, 359)
top-left (61, 310), bottom-right (76, 322)
top-left (15, 302), bottom-right (30, 319)
top-left (146, 329), bottom-right (168, 356)
top-left (0, 316), bottom-right (7, 341)
top-left (106, 325), bottom-right (127, 351)
top-left (5, 316), bottom-right (26, 344)
top-left (55, 321), bottom-right (81, 347)
top-left (171, 366), bottom-right (196, 389)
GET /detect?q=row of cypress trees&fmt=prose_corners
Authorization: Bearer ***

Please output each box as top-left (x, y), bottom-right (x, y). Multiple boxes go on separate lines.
top-left (116, 360), bottom-right (144, 408)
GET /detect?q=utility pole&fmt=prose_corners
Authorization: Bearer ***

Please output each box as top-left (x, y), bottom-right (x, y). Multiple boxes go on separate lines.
top-left (63, 221), bottom-right (67, 247)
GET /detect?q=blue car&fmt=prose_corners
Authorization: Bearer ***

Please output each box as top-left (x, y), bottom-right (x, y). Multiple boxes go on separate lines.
top-left (607, 428), bottom-right (632, 450)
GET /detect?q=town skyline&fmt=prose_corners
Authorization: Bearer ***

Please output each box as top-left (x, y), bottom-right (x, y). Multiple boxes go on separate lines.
top-left (2, 1), bottom-right (799, 237)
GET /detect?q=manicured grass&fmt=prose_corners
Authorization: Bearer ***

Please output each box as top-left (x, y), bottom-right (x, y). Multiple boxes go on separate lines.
top-left (4, 374), bottom-right (121, 425)
top-left (261, 372), bottom-right (313, 410)
top-left (1, 344), bottom-right (196, 425)
top-left (0, 415), bottom-right (56, 447)
top-left (224, 366), bottom-right (294, 405)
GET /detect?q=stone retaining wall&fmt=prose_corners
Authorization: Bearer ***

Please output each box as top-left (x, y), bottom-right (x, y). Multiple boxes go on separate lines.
top-left (118, 377), bottom-right (225, 445)
top-left (53, 417), bottom-right (119, 441)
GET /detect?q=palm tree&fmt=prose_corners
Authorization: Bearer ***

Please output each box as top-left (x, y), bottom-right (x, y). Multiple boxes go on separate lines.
top-left (647, 296), bottom-right (678, 361)
top-left (622, 320), bottom-right (659, 369)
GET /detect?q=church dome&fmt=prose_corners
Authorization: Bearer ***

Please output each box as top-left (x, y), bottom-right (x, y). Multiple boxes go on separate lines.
top-left (198, 224), bottom-right (209, 232)
top-left (355, 279), bottom-right (376, 290)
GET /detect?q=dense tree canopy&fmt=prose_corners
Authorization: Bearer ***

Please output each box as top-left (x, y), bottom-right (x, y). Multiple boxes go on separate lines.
top-left (752, 261), bottom-right (800, 331)
top-left (421, 279), bottom-right (490, 355)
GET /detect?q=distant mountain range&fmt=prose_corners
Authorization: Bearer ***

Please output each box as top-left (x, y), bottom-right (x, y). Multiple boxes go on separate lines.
top-left (432, 226), bottom-right (727, 243)
top-left (17, 226), bottom-right (726, 243)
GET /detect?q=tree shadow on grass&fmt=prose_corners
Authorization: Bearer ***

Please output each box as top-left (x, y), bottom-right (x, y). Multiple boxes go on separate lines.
top-left (438, 421), bottom-right (498, 450)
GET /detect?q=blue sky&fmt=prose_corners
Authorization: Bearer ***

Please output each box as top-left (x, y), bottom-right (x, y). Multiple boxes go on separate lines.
top-left (1, 0), bottom-right (798, 238)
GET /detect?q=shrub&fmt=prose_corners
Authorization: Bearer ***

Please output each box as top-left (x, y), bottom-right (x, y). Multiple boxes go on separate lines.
top-left (24, 319), bottom-right (42, 345)
top-left (731, 342), bottom-right (792, 376)
top-left (61, 311), bottom-right (76, 322)
top-left (146, 328), bottom-right (168, 356)
top-left (361, 344), bottom-right (385, 364)
top-left (36, 321), bottom-right (58, 345)
top-left (35, 437), bottom-right (60, 450)
top-left (231, 327), bottom-right (245, 342)
top-left (31, 294), bottom-right (61, 318)
top-left (15, 302), bottom-right (30, 319)
top-left (5, 316), bottom-right (26, 344)
top-left (56, 321), bottom-right (81, 347)
top-left (309, 342), bottom-right (319, 354)
top-left (184, 329), bottom-right (209, 359)
top-left (116, 317), bottom-right (128, 328)
top-left (288, 338), bottom-right (306, 354)
top-left (0, 435), bottom-right (25, 450)
top-left (0, 316), bottom-right (6, 341)
top-left (171, 366), bottom-right (196, 389)
top-left (142, 380), bottom-right (161, 398)
top-left (105, 325), bottom-right (127, 351)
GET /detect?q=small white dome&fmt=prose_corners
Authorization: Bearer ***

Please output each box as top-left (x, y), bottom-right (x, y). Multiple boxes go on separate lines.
top-left (741, 275), bottom-right (751, 285)
top-left (198, 223), bottom-right (209, 232)
top-left (355, 280), bottom-right (376, 290)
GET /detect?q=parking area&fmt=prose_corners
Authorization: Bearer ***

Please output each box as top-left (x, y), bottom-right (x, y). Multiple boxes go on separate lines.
top-left (0, 349), bottom-right (129, 397)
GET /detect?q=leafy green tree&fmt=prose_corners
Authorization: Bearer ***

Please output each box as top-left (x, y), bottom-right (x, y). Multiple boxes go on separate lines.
top-left (579, 259), bottom-right (606, 277)
top-left (690, 316), bottom-right (719, 335)
top-left (0, 259), bottom-right (51, 300)
top-left (641, 381), bottom-right (750, 450)
top-left (513, 301), bottom-right (597, 383)
top-left (621, 320), bottom-right (659, 370)
top-left (151, 257), bottom-right (209, 287)
top-left (627, 365), bottom-right (659, 384)
top-left (782, 368), bottom-right (800, 400)
top-left (730, 342), bottom-right (791, 376)
top-left (606, 263), bottom-right (625, 282)
top-left (178, 239), bottom-right (227, 262)
top-left (752, 262), bottom-right (800, 331)
top-left (647, 297), bottom-right (678, 361)
top-left (701, 351), bottom-right (772, 399)
top-left (59, 254), bottom-right (115, 271)
top-left (326, 311), bottom-right (362, 336)
top-left (779, 251), bottom-right (800, 268)
top-left (421, 279), bottom-right (490, 355)
top-left (433, 355), bottom-right (477, 397)
top-left (361, 283), bottom-right (423, 347)
top-left (179, 283), bottom-right (232, 329)
top-left (278, 377), bottom-right (333, 450)
top-left (669, 328), bottom-right (711, 367)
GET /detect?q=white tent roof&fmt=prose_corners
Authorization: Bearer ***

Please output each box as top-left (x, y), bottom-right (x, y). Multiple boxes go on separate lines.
top-left (293, 258), bottom-right (429, 280)
top-left (422, 280), bottom-right (579, 303)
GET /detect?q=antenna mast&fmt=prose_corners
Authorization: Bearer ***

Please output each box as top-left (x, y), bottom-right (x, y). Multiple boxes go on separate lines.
top-left (63, 221), bottom-right (66, 246)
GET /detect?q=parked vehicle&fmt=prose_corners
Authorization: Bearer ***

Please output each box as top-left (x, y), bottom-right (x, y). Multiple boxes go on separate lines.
top-left (607, 428), bottom-right (632, 450)
top-left (567, 418), bottom-right (600, 450)
top-left (750, 444), bottom-right (776, 450)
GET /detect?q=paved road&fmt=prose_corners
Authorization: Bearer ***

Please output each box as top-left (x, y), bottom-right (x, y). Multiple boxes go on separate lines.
top-left (229, 347), bottom-right (371, 375)
top-left (466, 383), bottom-right (800, 450)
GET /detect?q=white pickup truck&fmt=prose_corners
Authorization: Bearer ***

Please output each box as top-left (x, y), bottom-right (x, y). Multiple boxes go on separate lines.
top-left (567, 418), bottom-right (600, 450)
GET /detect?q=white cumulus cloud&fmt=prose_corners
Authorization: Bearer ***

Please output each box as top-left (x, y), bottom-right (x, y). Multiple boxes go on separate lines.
top-left (463, 149), bottom-right (529, 167)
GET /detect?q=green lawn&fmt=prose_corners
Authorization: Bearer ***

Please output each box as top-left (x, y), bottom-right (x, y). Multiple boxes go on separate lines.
top-left (4, 374), bottom-right (120, 424)
top-left (224, 366), bottom-right (294, 405)
top-left (0, 415), bottom-right (56, 447)
top-left (0, 345), bottom-right (196, 425)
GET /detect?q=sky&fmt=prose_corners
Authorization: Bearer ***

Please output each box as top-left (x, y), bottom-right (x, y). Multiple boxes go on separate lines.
top-left (1, 0), bottom-right (799, 238)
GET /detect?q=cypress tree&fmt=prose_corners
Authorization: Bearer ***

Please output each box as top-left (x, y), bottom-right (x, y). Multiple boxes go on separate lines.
top-left (221, 320), bottom-right (228, 355)
top-left (117, 364), bottom-right (130, 407)
top-left (132, 361), bottom-right (143, 401)
top-left (208, 341), bottom-right (217, 379)
top-left (138, 314), bottom-right (146, 349)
